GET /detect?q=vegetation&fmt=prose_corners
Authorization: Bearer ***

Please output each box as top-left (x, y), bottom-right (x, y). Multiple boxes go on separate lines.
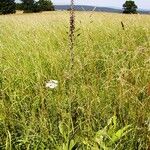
top-left (0, 11), bottom-right (150, 149)
top-left (16, 3), bottom-right (23, 11)
top-left (0, 0), bottom-right (16, 15)
top-left (20, 0), bottom-right (54, 13)
top-left (123, 0), bottom-right (138, 14)
top-left (20, 0), bottom-right (39, 13)
top-left (38, 0), bottom-right (54, 11)
top-left (0, 0), bottom-right (54, 14)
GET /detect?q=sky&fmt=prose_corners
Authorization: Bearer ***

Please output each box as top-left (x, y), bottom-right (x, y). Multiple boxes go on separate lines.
top-left (16, 0), bottom-right (150, 10)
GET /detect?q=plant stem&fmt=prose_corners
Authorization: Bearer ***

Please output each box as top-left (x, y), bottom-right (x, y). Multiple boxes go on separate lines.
top-left (69, 0), bottom-right (75, 69)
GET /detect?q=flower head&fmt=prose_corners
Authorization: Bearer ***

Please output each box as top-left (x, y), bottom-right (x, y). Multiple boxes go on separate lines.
top-left (46, 80), bottom-right (58, 89)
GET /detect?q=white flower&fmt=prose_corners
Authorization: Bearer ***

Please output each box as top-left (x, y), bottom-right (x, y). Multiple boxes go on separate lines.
top-left (46, 80), bottom-right (58, 89)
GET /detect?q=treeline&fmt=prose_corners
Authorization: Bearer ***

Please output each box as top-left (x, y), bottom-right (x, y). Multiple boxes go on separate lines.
top-left (0, 0), bottom-right (54, 15)
top-left (0, 0), bottom-right (138, 15)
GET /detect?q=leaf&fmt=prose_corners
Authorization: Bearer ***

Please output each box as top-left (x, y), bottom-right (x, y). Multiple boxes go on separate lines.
top-left (94, 129), bottom-right (110, 150)
top-left (111, 125), bottom-right (132, 143)
top-left (62, 143), bottom-right (68, 150)
top-left (95, 129), bottom-right (106, 143)
top-left (112, 115), bottom-right (117, 129)
top-left (106, 115), bottom-right (117, 129)
top-left (59, 122), bottom-right (68, 140)
top-left (70, 140), bottom-right (79, 150)
top-left (106, 115), bottom-right (117, 137)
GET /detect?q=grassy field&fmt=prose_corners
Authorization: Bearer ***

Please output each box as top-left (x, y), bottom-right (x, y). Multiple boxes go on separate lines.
top-left (0, 11), bottom-right (150, 149)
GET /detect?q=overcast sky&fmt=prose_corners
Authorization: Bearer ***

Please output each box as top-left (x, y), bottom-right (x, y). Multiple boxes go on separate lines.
top-left (16, 0), bottom-right (150, 10)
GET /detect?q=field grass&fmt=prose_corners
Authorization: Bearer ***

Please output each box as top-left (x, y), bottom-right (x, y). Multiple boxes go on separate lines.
top-left (0, 11), bottom-right (150, 149)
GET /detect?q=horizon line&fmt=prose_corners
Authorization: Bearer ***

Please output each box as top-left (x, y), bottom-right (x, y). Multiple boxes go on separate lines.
top-left (54, 4), bottom-right (150, 11)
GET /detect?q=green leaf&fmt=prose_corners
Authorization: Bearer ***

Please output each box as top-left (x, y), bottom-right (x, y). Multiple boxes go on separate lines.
top-left (59, 122), bottom-right (68, 140)
top-left (69, 140), bottom-right (79, 150)
top-left (111, 125), bottom-right (132, 143)
top-left (62, 143), bottom-right (68, 150)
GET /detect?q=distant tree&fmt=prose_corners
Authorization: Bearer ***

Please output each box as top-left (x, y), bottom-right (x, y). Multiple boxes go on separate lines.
top-left (0, 0), bottom-right (16, 15)
top-left (32, 2), bottom-right (41, 12)
top-left (21, 0), bottom-right (31, 12)
top-left (123, 0), bottom-right (138, 14)
top-left (21, 0), bottom-right (54, 13)
top-left (16, 3), bottom-right (23, 10)
top-left (38, 0), bottom-right (55, 11)
top-left (21, 0), bottom-right (36, 13)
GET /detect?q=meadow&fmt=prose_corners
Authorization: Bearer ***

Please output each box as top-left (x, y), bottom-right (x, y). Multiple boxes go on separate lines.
top-left (0, 11), bottom-right (150, 149)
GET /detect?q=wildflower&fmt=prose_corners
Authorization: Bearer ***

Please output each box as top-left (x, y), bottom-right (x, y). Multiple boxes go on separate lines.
top-left (46, 80), bottom-right (58, 89)
top-left (69, 0), bottom-right (75, 68)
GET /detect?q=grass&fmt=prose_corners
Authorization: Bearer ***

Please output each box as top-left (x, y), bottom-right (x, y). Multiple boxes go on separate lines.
top-left (0, 11), bottom-right (150, 149)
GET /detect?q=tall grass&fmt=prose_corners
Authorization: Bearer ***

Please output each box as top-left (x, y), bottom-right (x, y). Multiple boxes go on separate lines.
top-left (0, 11), bottom-right (150, 149)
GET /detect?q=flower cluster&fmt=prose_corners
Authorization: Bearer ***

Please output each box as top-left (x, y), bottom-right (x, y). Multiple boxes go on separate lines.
top-left (46, 80), bottom-right (58, 89)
